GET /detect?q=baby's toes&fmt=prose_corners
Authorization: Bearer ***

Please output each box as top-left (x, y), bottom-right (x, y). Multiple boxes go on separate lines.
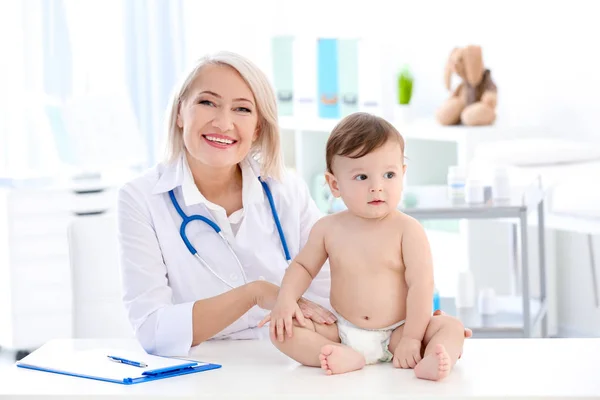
top-left (435, 345), bottom-right (450, 361)
top-left (439, 354), bottom-right (450, 366)
top-left (320, 358), bottom-right (328, 369)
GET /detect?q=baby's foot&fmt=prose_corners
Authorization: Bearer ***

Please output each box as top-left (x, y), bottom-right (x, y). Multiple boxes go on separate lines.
top-left (319, 344), bottom-right (366, 375)
top-left (414, 344), bottom-right (451, 381)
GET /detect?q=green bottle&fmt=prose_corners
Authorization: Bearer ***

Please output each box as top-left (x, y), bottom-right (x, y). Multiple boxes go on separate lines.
top-left (397, 66), bottom-right (413, 105)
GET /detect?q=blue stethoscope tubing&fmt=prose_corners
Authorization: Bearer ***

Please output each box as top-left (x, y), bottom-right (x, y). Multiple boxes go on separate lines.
top-left (168, 177), bottom-right (291, 289)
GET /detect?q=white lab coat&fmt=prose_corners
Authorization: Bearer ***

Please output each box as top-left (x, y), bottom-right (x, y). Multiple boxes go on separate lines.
top-left (117, 155), bottom-right (331, 356)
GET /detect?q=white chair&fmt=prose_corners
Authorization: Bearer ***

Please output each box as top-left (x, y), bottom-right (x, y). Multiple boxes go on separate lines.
top-left (67, 213), bottom-right (134, 339)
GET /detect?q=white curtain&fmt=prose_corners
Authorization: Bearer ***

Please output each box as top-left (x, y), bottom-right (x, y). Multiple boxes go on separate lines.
top-left (0, 0), bottom-right (186, 180)
top-left (0, 0), bottom-right (63, 178)
top-left (122, 0), bottom-right (185, 166)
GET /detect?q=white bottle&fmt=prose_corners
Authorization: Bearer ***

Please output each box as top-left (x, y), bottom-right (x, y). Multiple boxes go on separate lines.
top-left (456, 270), bottom-right (476, 308)
top-left (465, 178), bottom-right (484, 204)
top-left (492, 167), bottom-right (511, 201)
top-left (478, 287), bottom-right (497, 315)
top-left (357, 38), bottom-right (383, 116)
top-left (292, 36), bottom-right (318, 119)
top-left (447, 166), bottom-right (466, 201)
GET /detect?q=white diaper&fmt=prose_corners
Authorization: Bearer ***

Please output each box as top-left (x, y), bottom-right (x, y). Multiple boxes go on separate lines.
top-left (335, 313), bottom-right (405, 365)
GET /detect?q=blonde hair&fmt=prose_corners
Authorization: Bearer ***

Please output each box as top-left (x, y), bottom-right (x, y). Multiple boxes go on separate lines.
top-left (164, 51), bottom-right (283, 180)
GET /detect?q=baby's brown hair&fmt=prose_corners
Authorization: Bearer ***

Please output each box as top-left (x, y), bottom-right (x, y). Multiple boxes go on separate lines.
top-left (326, 112), bottom-right (405, 173)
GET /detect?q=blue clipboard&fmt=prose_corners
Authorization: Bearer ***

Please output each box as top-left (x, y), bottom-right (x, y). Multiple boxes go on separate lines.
top-left (16, 348), bottom-right (222, 385)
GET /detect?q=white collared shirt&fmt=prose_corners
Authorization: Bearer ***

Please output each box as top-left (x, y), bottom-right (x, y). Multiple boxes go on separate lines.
top-left (117, 154), bottom-right (331, 356)
top-left (180, 157), bottom-right (261, 240)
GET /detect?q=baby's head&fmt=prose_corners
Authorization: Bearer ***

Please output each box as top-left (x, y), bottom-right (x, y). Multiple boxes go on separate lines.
top-left (325, 112), bottom-right (406, 219)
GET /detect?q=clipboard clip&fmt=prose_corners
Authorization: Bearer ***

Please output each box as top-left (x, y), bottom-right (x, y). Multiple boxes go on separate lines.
top-left (141, 362), bottom-right (199, 376)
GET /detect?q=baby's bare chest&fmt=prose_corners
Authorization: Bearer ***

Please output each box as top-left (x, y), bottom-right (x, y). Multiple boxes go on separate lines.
top-left (326, 227), bottom-right (404, 271)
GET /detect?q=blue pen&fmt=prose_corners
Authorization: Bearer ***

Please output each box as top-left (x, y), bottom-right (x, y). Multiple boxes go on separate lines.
top-left (107, 355), bottom-right (148, 368)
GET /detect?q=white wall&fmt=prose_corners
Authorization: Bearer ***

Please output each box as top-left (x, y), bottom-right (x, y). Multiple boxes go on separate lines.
top-left (184, 0), bottom-right (600, 142)
top-left (380, 0), bottom-right (600, 142)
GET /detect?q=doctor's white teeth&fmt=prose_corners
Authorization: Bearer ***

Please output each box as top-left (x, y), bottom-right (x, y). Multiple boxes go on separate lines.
top-left (205, 136), bottom-right (234, 144)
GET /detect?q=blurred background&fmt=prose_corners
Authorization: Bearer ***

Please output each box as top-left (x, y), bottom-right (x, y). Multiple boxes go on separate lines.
top-left (1, 0), bottom-right (599, 361)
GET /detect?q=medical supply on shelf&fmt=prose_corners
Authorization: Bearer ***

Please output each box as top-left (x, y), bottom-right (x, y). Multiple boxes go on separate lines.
top-left (433, 287), bottom-right (441, 312)
top-left (402, 191), bottom-right (418, 208)
top-left (492, 167), bottom-right (511, 201)
top-left (447, 166), bottom-right (466, 201)
top-left (456, 270), bottom-right (476, 308)
top-left (478, 287), bottom-right (497, 315)
top-left (465, 178), bottom-right (485, 204)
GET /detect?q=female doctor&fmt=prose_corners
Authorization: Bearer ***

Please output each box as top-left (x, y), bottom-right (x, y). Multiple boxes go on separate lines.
top-left (118, 51), bottom-right (335, 356)
top-left (118, 51), bottom-right (470, 357)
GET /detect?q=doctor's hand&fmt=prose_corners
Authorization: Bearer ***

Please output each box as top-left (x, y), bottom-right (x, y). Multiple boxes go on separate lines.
top-left (297, 298), bottom-right (336, 325)
top-left (251, 281), bottom-right (336, 325)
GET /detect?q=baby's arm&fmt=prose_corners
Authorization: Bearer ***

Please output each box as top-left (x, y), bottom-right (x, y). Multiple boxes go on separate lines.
top-left (401, 217), bottom-right (435, 342)
top-left (260, 217), bottom-right (330, 339)
top-left (278, 217), bottom-right (329, 303)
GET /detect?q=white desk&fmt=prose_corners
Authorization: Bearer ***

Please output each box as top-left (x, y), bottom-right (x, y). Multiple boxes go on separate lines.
top-left (0, 338), bottom-right (599, 399)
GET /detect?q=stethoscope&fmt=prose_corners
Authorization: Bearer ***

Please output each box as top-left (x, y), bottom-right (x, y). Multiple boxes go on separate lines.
top-left (168, 177), bottom-right (291, 289)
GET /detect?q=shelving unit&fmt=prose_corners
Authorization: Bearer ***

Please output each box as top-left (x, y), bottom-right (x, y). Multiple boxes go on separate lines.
top-left (278, 115), bottom-right (505, 241)
top-left (440, 296), bottom-right (547, 338)
top-left (0, 178), bottom-right (121, 354)
top-left (279, 115), bottom-right (506, 190)
top-left (400, 183), bottom-right (549, 338)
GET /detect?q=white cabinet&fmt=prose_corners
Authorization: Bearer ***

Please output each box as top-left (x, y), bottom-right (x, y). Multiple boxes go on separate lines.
top-left (556, 232), bottom-right (600, 337)
top-left (0, 181), bottom-right (119, 351)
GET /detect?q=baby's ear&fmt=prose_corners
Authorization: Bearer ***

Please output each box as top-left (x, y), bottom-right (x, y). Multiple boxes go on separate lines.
top-left (325, 172), bottom-right (341, 198)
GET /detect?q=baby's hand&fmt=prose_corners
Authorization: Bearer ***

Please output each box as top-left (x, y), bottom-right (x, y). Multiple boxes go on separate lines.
top-left (392, 337), bottom-right (422, 369)
top-left (258, 298), bottom-right (306, 342)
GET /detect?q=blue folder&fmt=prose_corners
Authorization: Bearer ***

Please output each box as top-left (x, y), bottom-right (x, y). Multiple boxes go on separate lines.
top-left (317, 38), bottom-right (340, 119)
top-left (16, 347), bottom-right (221, 385)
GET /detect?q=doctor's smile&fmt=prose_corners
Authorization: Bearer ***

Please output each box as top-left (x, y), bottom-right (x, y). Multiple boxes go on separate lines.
top-left (202, 134), bottom-right (238, 148)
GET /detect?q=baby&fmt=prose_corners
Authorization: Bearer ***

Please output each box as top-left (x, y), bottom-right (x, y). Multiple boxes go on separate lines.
top-left (259, 112), bottom-right (465, 380)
